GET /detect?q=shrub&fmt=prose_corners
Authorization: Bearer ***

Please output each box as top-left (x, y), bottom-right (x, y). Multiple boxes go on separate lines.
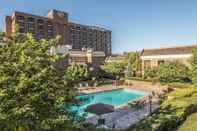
top-left (66, 63), bottom-right (89, 82)
top-left (191, 48), bottom-right (197, 84)
top-left (100, 62), bottom-right (125, 79)
top-left (157, 61), bottom-right (190, 83)
top-left (144, 67), bottom-right (158, 79)
top-left (122, 51), bottom-right (141, 77)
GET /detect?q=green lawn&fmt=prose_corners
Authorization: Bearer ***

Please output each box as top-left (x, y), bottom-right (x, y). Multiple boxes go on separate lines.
top-left (126, 84), bottom-right (197, 131)
top-left (178, 112), bottom-right (197, 131)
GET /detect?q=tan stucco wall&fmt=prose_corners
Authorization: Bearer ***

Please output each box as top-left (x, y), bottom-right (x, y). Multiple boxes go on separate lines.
top-left (141, 57), bottom-right (191, 76)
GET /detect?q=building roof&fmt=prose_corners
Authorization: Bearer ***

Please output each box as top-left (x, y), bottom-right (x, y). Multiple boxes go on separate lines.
top-left (69, 50), bottom-right (105, 57)
top-left (141, 45), bottom-right (197, 56)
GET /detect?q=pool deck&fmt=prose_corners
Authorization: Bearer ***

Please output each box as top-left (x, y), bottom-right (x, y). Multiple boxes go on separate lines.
top-left (86, 103), bottom-right (159, 129)
top-left (79, 80), bottom-right (168, 129)
top-left (79, 80), bottom-right (168, 94)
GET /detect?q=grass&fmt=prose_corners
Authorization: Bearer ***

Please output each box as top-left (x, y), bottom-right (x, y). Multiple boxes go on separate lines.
top-left (178, 112), bottom-right (197, 131)
top-left (125, 84), bottom-right (197, 131)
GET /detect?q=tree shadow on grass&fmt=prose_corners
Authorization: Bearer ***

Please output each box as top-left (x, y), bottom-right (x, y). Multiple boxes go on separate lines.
top-left (126, 105), bottom-right (183, 131)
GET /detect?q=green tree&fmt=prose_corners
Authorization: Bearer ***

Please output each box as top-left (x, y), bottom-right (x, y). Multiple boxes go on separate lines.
top-left (191, 48), bottom-right (197, 84)
top-left (101, 62), bottom-right (125, 79)
top-left (125, 57), bottom-right (133, 78)
top-left (66, 63), bottom-right (89, 82)
top-left (0, 33), bottom-right (80, 131)
top-left (144, 67), bottom-right (158, 79)
top-left (157, 61), bottom-right (190, 83)
top-left (0, 31), bottom-right (5, 44)
top-left (122, 51), bottom-right (141, 77)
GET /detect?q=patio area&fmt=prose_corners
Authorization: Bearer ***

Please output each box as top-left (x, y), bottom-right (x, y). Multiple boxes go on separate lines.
top-left (79, 79), bottom-right (168, 94)
top-left (86, 103), bottom-right (159, 129)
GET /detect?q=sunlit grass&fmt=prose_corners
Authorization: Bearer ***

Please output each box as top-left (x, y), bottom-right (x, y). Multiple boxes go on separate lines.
top-left (178, 112), bottom-right (197, 131)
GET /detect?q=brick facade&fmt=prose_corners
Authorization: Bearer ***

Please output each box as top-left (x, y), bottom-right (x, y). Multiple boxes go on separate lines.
top-left (5, 9), bottom-right (111, 56)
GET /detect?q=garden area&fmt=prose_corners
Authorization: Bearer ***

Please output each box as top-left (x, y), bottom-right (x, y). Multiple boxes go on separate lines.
top-left (0, 31), bottom-right (197, 131)
top-left (94, 49), bottom-right (197, 130)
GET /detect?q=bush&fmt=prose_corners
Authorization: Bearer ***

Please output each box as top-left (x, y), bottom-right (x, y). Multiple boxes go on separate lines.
top-left (100, 62), bottom-right (125, 79)
top-left (143, 61), bottom-right (191, 83)
top-left (144, 67), bottom-right (158, 79)
top-left (122, 51), bottom-right (141, 77)
top-left (191, 48), bottom-right (197, 84)
top-left (157, 61), bottom-right (190, 83)
top-left (66, 63), bottom-right (89, 82)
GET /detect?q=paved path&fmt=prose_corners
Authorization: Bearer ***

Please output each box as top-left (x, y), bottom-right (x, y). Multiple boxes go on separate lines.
top-left (86, 103), bottom-right (159, 129)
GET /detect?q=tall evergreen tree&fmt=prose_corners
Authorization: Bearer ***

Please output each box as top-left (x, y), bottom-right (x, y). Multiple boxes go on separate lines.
top-left (125, 57), bottom-right (133, 78)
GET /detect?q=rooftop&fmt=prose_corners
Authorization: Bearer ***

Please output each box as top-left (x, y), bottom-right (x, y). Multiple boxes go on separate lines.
top-left (141, 45), bottom-right (197, 56)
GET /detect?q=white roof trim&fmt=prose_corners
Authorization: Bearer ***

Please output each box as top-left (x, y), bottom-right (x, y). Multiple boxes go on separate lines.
top-left (141, 54), bottom-right (192, 60)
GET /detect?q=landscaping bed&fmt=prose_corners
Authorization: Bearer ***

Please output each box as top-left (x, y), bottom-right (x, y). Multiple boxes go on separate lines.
top-left (178, 112), bottom-right (197, 131)
top-left (126, 84), bottom-right (197, 131)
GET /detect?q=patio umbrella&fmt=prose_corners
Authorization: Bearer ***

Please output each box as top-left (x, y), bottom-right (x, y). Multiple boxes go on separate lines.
top-left (85, 103), bottom-right (115, 127)
top-left (85, 103), bottom-right (114, 115)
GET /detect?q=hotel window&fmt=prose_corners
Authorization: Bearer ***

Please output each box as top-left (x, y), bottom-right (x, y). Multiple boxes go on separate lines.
top-left (46, 21), bottom-right (53, 39)
top-left (27, 17), bottom-right (35, 34)
top-left (16, 16), bottom-right (25, 33)
top-left (144, 60), bottom-right (151, 69)
top-left (158, 60), bottom-right (165, 66)
top-left (37, 19), bottom-right (45, 39)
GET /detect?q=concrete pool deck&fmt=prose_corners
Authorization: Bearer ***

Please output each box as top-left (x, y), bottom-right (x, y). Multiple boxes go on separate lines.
top-left (79, 80), bottom-right (168, 94)
top-left (86, 103), bottom-right (159, 129)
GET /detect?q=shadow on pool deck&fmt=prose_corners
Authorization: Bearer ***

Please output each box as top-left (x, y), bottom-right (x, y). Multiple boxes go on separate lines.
top-left (86, 103), bottom-right (159, 129)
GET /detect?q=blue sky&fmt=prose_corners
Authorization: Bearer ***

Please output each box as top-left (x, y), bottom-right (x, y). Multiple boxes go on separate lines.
top-left (1, 0), bottom-right (197, 53)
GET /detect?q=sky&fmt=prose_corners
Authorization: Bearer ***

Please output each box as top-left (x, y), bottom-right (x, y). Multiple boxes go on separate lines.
top-left (1, 0), bottom-right (197, 54)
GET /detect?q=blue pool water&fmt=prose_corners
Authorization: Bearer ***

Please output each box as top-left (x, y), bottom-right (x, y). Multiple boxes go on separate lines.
top-left (67, 88), bottom-right (147, 116)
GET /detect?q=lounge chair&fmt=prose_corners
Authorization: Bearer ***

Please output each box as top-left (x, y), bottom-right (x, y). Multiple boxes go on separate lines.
top-left (85, 82), bottom-right (89, 87)
top-left (79, 83), bottom-right (83, 88)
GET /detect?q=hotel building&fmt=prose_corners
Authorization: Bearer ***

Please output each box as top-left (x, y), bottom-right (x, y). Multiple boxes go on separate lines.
top-left (141, 45), bottom-right (197, 75)
top-left (5, 9), bottom-right (112, 56)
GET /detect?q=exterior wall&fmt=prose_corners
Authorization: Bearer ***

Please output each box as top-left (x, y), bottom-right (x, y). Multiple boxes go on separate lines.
top-left (69, 57), bottom-right (87, 65)
top-left (68, 23), bottom-right (111, 56)
top-left (5, 10), bottom-right (111, 56)
top-left (91, 57), bottom-right (105, 67)
top-left (141, 54), bottom-right (192, 75)
top-left (69, 50), bottom-right (105, 67)
top-left (6, 11), bottom-right (68, 45)
top-left (5, 16), bottom-right (12, 37)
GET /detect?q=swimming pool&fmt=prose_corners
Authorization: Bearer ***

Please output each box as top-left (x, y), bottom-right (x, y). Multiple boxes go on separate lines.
top-left (68, 88), bottom-right (146, 115)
